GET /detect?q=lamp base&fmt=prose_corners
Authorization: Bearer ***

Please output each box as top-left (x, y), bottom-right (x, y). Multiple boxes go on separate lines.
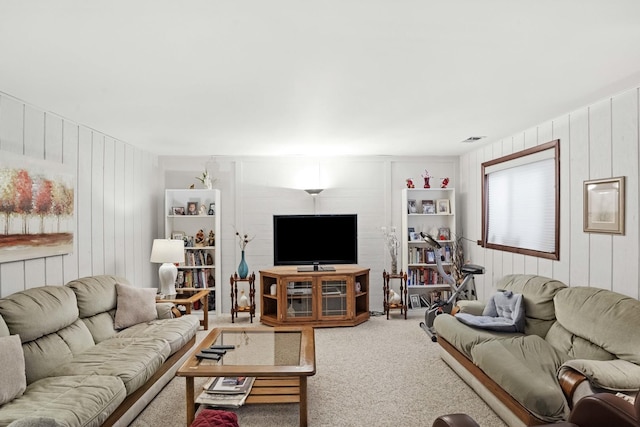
top-left (158, 263), bottom-right (178, 296)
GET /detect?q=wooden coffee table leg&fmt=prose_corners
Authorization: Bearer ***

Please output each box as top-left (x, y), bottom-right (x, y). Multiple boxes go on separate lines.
top-left (202, 295), bottom-right (209, 330)
top-left (185, 376), bottom-right (195, 426)
top-left (299, 376), bottom-right (307, 427)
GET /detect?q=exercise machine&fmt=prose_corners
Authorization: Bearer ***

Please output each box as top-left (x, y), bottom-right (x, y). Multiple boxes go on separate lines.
top-left (418, 232), bottom-right (484, 342)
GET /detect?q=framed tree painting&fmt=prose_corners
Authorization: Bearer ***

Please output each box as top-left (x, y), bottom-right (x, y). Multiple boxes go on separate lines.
top-left (0, 151), bottom-right (75, 262)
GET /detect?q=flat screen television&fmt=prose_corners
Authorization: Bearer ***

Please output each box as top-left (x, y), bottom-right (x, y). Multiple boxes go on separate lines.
top-left (273, 214), bottom-right (358, 266)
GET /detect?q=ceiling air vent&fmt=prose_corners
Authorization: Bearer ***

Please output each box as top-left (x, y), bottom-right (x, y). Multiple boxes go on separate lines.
top-left (461, 136), bottom-right (486, 143)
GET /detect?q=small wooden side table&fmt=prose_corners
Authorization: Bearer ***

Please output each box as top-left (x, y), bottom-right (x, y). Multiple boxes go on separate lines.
top-left (230, 272), bottom-right (256, 323)
top-left (383, 270), bottom-right (408, 319)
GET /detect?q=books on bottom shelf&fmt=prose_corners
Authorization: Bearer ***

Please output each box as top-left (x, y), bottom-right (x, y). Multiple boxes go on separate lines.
top-left (196, 377), bottom-right (255, 408)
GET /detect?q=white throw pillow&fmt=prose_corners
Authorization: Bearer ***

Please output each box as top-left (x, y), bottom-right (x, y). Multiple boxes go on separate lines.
top-left (114, 283), bottom-right (158, 329)
top-left (0, 335), bottom-right (27, 405)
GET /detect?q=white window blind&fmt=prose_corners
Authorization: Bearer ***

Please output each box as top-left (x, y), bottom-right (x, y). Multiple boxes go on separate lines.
top-left (486, 158), bottom-right (556, 253)
top-left (482, 140), bottom-right (559, 259)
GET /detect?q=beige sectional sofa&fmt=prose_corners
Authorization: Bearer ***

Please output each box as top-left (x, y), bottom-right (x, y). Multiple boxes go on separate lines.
top-left (0, 275), bottom-right (200, 427)
top-left (434, 274), bottom-right (640, 427)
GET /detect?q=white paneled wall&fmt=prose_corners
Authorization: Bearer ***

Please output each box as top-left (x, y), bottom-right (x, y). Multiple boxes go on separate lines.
top-left (0, 92), bottom-right (162, 297)
top-left (162, 156), bottom-right (459, 312)
top-left (460, 86), bottom-right (640, 300)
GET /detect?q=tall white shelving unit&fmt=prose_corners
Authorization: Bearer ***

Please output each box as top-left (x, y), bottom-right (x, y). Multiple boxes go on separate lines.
top-left (401, 187), bottom-right (456, 305)
top-left (164, 189), bottom-right (221, 315)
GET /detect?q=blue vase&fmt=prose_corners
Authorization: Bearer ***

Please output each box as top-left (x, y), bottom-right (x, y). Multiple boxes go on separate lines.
top-left (238, 250), bottom-right (249, 279)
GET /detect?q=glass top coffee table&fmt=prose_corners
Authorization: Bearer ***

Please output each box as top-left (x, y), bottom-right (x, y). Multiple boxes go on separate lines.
top-left (176, 326), bottom-right (315, 426)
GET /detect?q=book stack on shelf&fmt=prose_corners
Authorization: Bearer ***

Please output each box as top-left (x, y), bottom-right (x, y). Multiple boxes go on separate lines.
top-left (408, 268), bottom-right (449, 286)
top-left (196, 376), bottom-right (255, 408)
top-left (178, 268), bottom-right (214, 289)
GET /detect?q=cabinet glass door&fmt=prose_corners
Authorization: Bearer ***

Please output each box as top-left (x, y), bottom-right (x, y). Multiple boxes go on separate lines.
top-left (284, 280), bottom-right (314, 320)
top-left (320, 279), bottom-right (347, 318)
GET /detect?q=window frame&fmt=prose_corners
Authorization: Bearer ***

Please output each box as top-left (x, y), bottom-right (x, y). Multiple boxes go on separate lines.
top-left (481, 139), bottom-right (560, 260)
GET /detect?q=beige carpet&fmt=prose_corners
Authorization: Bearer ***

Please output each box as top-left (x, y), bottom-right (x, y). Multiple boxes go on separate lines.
top-left (130, 309), bottom-right (507, 427)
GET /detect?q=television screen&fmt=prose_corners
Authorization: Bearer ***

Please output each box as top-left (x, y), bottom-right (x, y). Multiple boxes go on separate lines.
top-left (273, 214), bottom-right (358, 266)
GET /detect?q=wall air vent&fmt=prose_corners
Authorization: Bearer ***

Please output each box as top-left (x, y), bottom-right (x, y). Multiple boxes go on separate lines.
top-left (461, 136), bottom-right (486, 143)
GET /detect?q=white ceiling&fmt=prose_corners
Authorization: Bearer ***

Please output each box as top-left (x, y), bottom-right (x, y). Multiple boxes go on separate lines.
top-left (2, 0), bottom-right (640, 157)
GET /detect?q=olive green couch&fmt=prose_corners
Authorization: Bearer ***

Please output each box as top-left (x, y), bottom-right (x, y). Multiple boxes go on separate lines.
top-left (0, 275), bottom-right (200, 427)
top-left (434, 274), bottom-right (640, 426)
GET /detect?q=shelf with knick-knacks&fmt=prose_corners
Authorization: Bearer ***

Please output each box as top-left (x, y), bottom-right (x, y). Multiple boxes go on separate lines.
top-left (164, 189), bottom-right (221, 315)
top-left (401, 187), bottom-right (456, 293)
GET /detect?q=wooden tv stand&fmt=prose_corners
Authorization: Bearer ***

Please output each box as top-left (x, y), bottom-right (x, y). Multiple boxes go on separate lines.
top-left (259, 265), bottom-right (370, 327)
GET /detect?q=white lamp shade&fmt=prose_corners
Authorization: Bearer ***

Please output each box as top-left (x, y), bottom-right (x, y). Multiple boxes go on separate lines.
top-left (150, 239), bottom-right (184, 264)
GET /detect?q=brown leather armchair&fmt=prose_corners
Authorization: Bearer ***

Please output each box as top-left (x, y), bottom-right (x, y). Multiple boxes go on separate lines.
top-left (432, 393), bottom-right (640, 427)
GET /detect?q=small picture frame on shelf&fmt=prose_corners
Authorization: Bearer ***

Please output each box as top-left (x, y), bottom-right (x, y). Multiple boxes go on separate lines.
top-left (436, 199), bottom-right (450, 214)
top-left (186, 202), bottom-right (198, 215)
top-left (408, 199), bottom-right (418, 213)
top-left (171, 231), bottom-right (185, 240)
top-left (410, 294), bottom-right (421, 309)
top-left (438, 227), bottom-right (450, 240)
top-left (208, 203), bottom-right (216, 215)
top-left (422, 200), bottom-right (435, 214)
top-left (172, 206), bottom-right (185, 215)
top-left (426, 249), bottom-right (436, 264)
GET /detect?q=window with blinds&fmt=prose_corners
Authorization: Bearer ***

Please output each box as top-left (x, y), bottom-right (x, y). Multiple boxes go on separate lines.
top-left (481, 140), bottom-right (560, 260)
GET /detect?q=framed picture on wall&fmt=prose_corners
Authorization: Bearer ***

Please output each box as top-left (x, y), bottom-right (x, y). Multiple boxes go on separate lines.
top-left (584, 176), bottom-right (625, 234)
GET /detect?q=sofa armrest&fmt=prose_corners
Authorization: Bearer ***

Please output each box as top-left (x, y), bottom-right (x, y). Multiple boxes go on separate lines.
top-left (566, 393), bottom-right (639, 427)
top-left (456, 300), bottom-right (485, 316)
top-left (559, 359), bottom-right (640, 392)
top-left (155, 303), bottom-right (174, 319)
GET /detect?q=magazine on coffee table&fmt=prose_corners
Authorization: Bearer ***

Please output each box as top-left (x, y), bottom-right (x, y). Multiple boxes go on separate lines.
top-left (196, 377), bottom-right (256, 408)
top-left (204, 376), bottom-right (255, 394)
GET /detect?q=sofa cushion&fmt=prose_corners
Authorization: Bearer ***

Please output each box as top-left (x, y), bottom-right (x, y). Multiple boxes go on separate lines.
top-left (495, 274), bottom-right (566, 337)
top-left (554, 287), bottom-right (640, 364)
top-left (7, 417), bottom-right (64, 427)
top-left (0, 375), bottom-right (126, 427)
top-left (471, 335), bottom-right (571, 422)
top-left (0, 314), bottom-right (9, 337)
top-left (114, 283), bottom-right (158, 330)
top-left (0, 286), bottom-right (78, 342)
top-left (434, 314), bottom-right (522, 358)
top-left (66, 275), bottom-right (128, 318)
top-left (116, 314), bottom-right (200, 354)
top-left (545, 321), bottom-right (615, 361)
top-left (0, 335), bottom-right (26, 406)
top-left (50, 337), bottom-right (170, 394)
top-left (21, 319), bottom-right (95, 385)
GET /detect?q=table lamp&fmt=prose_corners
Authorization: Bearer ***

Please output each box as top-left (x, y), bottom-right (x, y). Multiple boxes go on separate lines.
top-left (150, 239), bottom-right (184, 296)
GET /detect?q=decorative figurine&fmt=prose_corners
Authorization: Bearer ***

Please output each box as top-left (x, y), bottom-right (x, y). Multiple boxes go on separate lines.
top-left (207, 230), bottom-right (215, 247)
top-left (388, 289), bottom-right (402, 305)
top-left (441, 177), bottom-right (450, 188)
top-left (199, 204), bottom-right (207, 215)
top-left (421, 169), bottom-right (431, 188)
top-left (406, 178), bottom-right (415, 188)
top-left (194, 229), bottom-right (205, 247)
top-left (238, 289), bottom-right (249, 307)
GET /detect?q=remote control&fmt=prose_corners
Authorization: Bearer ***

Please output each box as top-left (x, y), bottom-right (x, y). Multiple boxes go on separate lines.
top-left (201, 348), bottom-right (226, 355)
top-left (196, 352), bottom-right (221, 360)
top-left (210, 345), bottom-right (235, 350)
